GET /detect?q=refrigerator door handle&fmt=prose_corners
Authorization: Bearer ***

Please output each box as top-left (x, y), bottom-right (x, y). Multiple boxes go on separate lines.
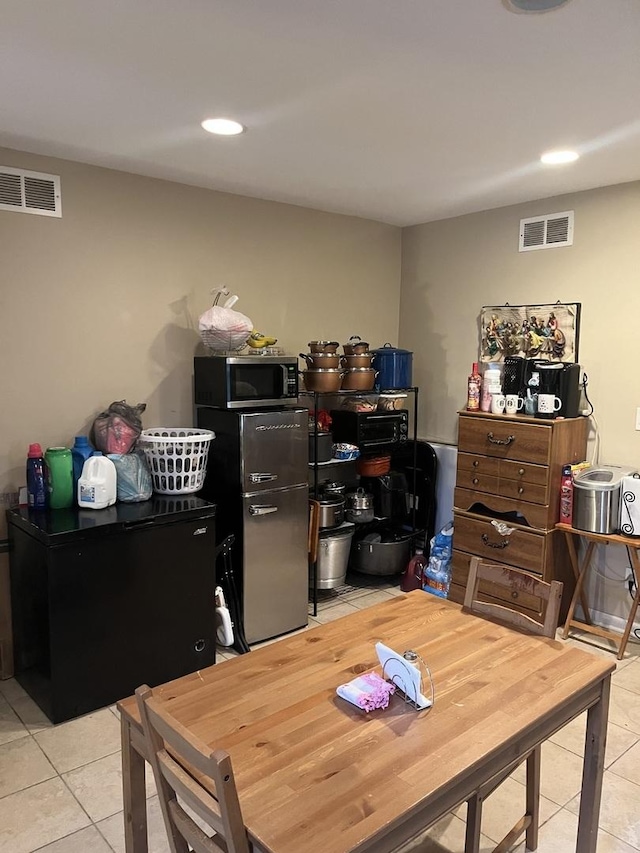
top-left (248, 504), bottom-right (279, 516)
top-left (249, 473), bottom-right (278, 483)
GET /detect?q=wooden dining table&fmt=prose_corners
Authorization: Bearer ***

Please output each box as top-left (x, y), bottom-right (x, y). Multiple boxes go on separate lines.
top-left (118, 591), bottom-right (614, 853)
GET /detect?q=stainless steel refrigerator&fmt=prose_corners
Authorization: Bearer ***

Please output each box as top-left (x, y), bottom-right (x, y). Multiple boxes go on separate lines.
top-left (197, 407), bottom-right (309, 644)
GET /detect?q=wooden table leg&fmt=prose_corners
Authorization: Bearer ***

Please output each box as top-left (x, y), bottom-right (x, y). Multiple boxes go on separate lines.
top-left (562, 540), bottom-right (597, 639)
top-left (616, 548), bottom-right (640, 660)
top-left (121, 715), bottom-right (148, 853)
top-left (564, 532), bottom-right (593, 626)
top-left (576, 675), bottom-right (610, 853)
top-left (464, 795), bottom-right (482, 853)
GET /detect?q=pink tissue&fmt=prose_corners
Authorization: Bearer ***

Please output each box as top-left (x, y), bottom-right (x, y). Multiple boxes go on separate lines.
top-left (336, 672), bottom-right (396, 712)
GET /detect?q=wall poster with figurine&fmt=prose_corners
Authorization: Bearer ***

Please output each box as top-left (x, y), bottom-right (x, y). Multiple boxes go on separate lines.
top-left (480, 302), bottom-right (581, 364)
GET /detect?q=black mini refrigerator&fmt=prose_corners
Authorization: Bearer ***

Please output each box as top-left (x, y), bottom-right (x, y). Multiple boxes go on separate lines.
top-left (8, 497), bottom-right (216, 723)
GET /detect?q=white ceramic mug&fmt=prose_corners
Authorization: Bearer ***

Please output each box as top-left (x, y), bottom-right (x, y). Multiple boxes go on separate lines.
top-left (505, 394), bottom-right (523, 415)
top-left (491, 393), bottom-right (506, 414)
top-left (537, 394), bottom-right (562, 415)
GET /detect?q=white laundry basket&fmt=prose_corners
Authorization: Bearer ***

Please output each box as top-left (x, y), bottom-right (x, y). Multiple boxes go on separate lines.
top-left (139, 428), bottom-right (215, 495)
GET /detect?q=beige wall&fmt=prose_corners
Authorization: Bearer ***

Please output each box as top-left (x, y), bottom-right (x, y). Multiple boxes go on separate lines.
top-left (401, 179), bottom-right (640, 466)
top-left (0, 146), bottom-right (402, 499)
top-left (401, 181), bottom-right (640, 628)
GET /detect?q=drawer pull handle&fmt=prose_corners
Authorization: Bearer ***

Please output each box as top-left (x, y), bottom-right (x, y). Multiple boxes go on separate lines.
top-left (487, 432), bottom-right (515, 446)
top-left (472, 477), bottom-right (479, 485)
top-left (518, 468), bottom-right (525, 476)
top-left (511, 591), bottom-right (519, 600)
top-left (473, 460), bottom-right (480, 468)
top-left (481, 533), bottom-right (510, 549)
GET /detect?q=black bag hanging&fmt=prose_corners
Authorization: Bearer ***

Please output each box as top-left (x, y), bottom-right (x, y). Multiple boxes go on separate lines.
top-left (215, 535), bottom-right (250, 655)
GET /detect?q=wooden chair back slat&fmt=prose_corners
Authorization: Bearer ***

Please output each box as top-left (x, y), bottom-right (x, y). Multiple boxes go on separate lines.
top-left (158, 751), bottom-right (225, 837)
top-left (168, 800), bottom-right (226, 853)
top-left (463, 557), bottom-right (562, 639)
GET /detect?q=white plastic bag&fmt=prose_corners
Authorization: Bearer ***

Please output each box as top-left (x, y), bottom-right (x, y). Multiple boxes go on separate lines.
top-left (198, 305), bottom-right (253, 351)
top-left (198, 305), bottom-right (252, 334)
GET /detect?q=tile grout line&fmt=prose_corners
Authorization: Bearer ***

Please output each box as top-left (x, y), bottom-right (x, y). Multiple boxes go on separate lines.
top-left (93, 818), bottom-right (119, 853)
top-left (0, 732), bottom-right (42, 803)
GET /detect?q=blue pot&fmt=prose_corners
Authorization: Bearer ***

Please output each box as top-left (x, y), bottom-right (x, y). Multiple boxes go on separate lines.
top-left (371, 343), bottom-right (413, 391)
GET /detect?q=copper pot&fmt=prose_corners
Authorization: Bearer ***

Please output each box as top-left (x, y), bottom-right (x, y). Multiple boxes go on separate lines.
top-left (308, 340), bottom-right (339, 354)
top-left (341, 367), bottom-right (377, 391)
top-left (300, 352), bottom-right (340, 369)
top-left (343, 336), bottom-right (370, 355)
top-left (301, 368), bottom-right (345, 392)
top-left (341, 353), bottom-right (374, 368)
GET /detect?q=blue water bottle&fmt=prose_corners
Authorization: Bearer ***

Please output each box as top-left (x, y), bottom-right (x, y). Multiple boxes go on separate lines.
top-left (27, 443), bottom-right (47, 509)
top-left (71, 436), bottom-right (93, 492)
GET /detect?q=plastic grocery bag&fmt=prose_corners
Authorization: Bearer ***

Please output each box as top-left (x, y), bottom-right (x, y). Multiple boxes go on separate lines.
top-left (198, 305), bottom-right (253, 334)
top-left (91, 400), bottom-right (147, 455)
top-left (423, 522), bottom-right (454, 599)
top-left (109, 452), bottom-right (152, 502)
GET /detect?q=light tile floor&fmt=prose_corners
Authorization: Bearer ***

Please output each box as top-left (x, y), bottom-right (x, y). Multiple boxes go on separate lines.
top-left (2, 575), bottom-right (640, 852)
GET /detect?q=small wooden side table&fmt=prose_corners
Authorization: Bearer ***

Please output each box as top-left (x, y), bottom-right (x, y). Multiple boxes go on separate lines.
top-left (558, 522), bottom-right (640, 660)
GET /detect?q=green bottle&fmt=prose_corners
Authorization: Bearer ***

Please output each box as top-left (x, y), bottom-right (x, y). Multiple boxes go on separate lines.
top-left (45, 447), bottom-right (74, 509)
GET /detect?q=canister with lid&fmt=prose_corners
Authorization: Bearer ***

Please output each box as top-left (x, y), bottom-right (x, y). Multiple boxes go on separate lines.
top-left (481, 364), bottom-right (502, 412)
top-left (573, 465), bottom-right (637, 534)
top-left (371, 343), bottom-right (413, 390)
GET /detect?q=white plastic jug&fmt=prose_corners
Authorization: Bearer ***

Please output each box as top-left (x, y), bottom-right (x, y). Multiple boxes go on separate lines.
top-left (77, 454), bottom-right (117, 509)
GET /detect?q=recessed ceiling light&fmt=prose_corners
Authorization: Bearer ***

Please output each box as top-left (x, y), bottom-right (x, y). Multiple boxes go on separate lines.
top-left (540, 150), bottom-right (579, 165)
top-left (508, 0), bottom-right (571, 10)
top-left (201, 118), bottom-right (245, 136)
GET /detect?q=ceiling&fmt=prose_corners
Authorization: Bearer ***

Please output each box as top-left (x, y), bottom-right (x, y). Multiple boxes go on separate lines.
top-left (1, 0), bottom-right (639, 226)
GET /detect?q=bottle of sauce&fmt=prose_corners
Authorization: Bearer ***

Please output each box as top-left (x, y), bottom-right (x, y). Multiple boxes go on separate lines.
top-left (559, 464), bottom-right (574, 526)
top-left (26, 443), bottom-right (47, 509)
top-left (466, 362), bottom-right (482, 411)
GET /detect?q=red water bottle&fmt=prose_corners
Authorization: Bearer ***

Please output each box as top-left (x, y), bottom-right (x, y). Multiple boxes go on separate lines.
top-left (400, 548), bottom-right (427, 592)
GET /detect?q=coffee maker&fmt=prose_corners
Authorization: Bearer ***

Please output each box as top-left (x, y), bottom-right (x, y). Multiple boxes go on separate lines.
top-left (525, 360), bottom-right (581, 419)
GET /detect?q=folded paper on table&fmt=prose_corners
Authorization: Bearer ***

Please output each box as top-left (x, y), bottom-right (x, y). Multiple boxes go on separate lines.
top-left (375, 642), bottom-right (432, 710)
top-left (336, 672), bottom-right (395, 711)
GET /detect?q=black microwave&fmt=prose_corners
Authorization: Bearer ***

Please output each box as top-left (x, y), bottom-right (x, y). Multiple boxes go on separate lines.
top-left (194, 355), bottom-right (299, 409)
top-left (330, 409), bottom-right (409, 450)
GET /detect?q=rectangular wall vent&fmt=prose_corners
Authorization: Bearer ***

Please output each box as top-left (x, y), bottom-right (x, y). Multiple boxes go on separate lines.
top-left (0, 166), bottom-right (61, 217)
top-left (519, 210), bottom-right (573, 252)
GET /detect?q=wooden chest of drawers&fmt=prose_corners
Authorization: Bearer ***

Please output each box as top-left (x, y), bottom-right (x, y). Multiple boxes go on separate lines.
top-left (450, 411), bottom-right (588, 620)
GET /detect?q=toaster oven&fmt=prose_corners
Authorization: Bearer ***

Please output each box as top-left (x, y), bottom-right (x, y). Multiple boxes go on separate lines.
top-left (329, 409), bottom-right (409, 450)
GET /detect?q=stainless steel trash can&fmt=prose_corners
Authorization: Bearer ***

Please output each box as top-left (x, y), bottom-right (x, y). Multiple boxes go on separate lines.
top-left (314, 522), bottom-right (355, 589)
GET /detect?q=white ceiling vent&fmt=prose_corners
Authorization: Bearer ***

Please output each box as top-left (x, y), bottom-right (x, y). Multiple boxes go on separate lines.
top-left (0, 166), bottom-right (61, 217)
top-left (519, 210), bottom-right (573, 252)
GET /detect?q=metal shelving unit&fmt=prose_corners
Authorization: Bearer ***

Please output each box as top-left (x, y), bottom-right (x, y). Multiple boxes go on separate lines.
top-left (300, 387), bottom-right (419, 615)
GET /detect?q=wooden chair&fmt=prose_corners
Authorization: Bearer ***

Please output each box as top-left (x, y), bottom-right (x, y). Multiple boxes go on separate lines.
top-left (308, 498), bottom-right (320, 580)
top-left (462, 558), bottom-right (563, 853)
top-left (136, 684), bottom-right (252, 853)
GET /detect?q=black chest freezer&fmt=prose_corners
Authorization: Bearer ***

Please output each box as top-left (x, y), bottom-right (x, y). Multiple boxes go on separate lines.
top-left (8, 496), bottom-right (216, 723)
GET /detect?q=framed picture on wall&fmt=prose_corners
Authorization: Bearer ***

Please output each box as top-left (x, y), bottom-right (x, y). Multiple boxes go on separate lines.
top-left (480, 302), bottom-right (581, 364)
